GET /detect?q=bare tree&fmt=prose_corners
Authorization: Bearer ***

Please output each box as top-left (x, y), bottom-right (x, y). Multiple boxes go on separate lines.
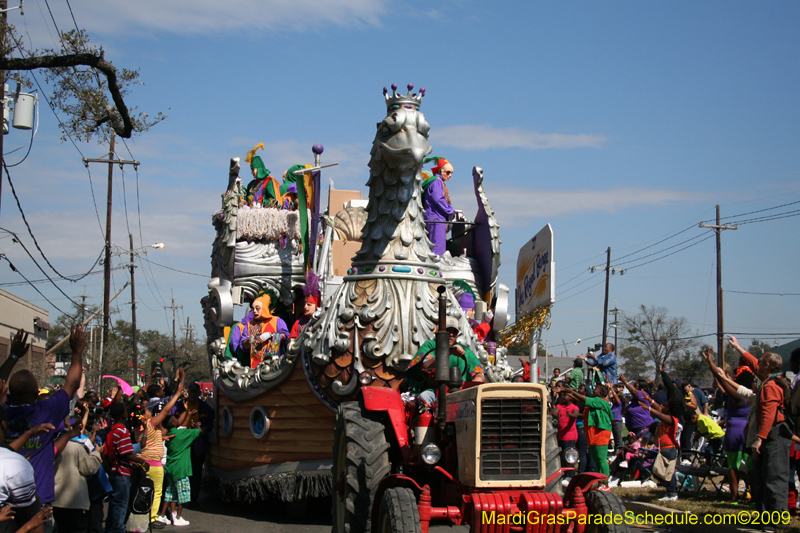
top-left (621, 305), bottom-right (696, 380)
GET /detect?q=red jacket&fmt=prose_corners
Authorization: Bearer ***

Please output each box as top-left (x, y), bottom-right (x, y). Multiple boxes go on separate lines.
top-left (740, 351), bottom-right (786, 439)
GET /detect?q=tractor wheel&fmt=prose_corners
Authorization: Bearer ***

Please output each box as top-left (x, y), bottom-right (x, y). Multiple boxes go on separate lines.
top-left (544, 415), bottom-right (564, 496)
top-left (332, 401), bottom-right (391, 533)
top-left (376, 487), bottom-right (421, 533)
top-left (584, 490), bottom-right (629, 533)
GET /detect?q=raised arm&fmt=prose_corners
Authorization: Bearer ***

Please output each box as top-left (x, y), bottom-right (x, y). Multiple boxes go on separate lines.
top-left (153, 379), bottom-right (185, 428)
top-left (606, 376), bottom-right (620, 406)
top-left (0, 330), bottom-right (29, 381)
top-left (61, 325), bottom-right (86, 398)
top-left (645, 400), bottom-right (673, 425)
top-left (618, 374), bottom-right (639, 399)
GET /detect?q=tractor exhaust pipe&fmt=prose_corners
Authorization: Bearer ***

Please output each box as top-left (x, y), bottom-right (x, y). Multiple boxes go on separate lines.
top-left (435, 286), bottom-right (450, 434)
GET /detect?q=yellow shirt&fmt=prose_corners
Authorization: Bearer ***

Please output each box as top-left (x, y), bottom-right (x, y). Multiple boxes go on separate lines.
top-left (696, 414), bottom-right (725, 440)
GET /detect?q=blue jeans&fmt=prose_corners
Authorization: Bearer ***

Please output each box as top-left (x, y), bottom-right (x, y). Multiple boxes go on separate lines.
top-left (659, 447), bottom-right (679, 497)
top-left (105, 473), bottom-right (131, 533)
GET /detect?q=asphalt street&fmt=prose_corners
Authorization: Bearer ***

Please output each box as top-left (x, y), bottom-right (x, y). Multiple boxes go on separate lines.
top-left (161, 495), bottom-right (682, 533)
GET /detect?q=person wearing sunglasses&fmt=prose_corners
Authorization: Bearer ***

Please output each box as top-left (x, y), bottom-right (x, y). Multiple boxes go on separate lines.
top-left (421, 156), bottom-right (455, 255)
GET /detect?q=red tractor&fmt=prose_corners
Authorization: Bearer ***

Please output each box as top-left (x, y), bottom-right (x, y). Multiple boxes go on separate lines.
top-left (332, 288), bottom-right (629, 533)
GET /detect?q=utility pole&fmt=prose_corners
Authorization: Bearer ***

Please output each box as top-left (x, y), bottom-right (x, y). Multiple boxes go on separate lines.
top-left (1, 0), bottom-right (6, 216)
top-left (699, 205), bottom-right (738, 368)
top-left (129, 233), bottom-right (137, 386)
top-left (609, 299), bottom-right (619, 349)
top-left (164, 290), bottom-right (182, 372)
top-left (82, 135), bottom-right (139, 378)
top-left (180, 318), bottom-right (195, 344)
top-left (590, 249), bottom-right (626, 348)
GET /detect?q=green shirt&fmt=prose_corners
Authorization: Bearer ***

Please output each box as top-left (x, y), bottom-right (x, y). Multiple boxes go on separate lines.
top-left (584, 396), bottom-right (613, 431)
top-left (402, 339), bottom-right (485, 395)
top-left (567, 367), bottom-right (584, 390)
top-left (164, 428), bottom-right (200, 480)
top-left (696, 414), bottom-right (725, 440)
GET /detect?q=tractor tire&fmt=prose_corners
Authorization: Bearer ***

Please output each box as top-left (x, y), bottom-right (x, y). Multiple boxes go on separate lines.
top-left (544, 415), bottom-right (564, 496)
top-left (584, 490), bottom-right (629, 533)
top-left (376, 487), bottom-right (421, 533)
top-left (332, 401), bottom-right (391, 533)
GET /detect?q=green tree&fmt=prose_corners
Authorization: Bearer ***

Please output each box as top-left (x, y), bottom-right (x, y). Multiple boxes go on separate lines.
top-left (668, 348), bottom-right (712, 386)
top-left (618, 346), bottom-right (652, 381)
top-left (745, 339), bottom-right (774, 358)
top-left (621, 305), bottom-right (696, 380)
top-left (0, 25), bottom-right (165, 140)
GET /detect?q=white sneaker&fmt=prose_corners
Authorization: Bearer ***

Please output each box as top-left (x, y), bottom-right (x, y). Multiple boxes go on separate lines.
top-left (608, 478), bottom-right (620, 488)
top-left (658, 495), bottom-right (678, 502)
top-left (172, 517), bottom-right (190, 527)
top-left (157, 516), bottom-right (171, 525)
top-left (642, 480), bottom-right (658, 488)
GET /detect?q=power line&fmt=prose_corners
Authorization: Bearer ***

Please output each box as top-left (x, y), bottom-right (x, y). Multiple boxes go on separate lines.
top-left (624, 234), bottom-right (714, 270)
top-left (2, 165), bottom-right (102, 282)
top-left (614, 224), bottom-right (697, 263)
top-left (707, 199), bottom-right (800, 224)
top-left (727, 290), bottom-right (800, 296)
top-left (42, 0), bottom-right (62, 38)
top-left (0, 254), bottom-right (72, 316)
top-left (65, 0), bottom-right (81, 34)
top-left (616, 231), bottom-right (708, 267)
top-left (139, 257), bottom-right (207, 278)
top-left (733, 209), bottom-right (800, 226)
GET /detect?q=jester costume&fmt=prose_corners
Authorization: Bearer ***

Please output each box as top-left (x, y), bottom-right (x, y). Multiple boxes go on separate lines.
top-left (228, 293), bottom-right (289, 368)
top-left (421, 157), bottom-right (454, 255)
top-left (245, 143), bottom-right (283, 207)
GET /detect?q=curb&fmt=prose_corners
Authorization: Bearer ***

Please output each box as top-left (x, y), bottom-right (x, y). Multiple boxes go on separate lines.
top-left (622, 499), bottom-right (762, 533)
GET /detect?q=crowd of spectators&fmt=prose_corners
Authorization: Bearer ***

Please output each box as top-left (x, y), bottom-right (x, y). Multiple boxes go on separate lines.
top-left (547, 338), bottom-right (800, 526)
top-left (0, 326), bottom-right (215, 533)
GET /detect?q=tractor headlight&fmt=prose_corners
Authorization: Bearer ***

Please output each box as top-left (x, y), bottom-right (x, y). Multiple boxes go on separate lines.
top-left (564, 447), bottom-right (579, 465)
top-left (420, 443), bottom-right (441, 465)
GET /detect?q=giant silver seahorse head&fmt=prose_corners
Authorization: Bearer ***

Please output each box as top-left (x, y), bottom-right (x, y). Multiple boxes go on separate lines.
top-left (356, 84), bottom-right (435, 264)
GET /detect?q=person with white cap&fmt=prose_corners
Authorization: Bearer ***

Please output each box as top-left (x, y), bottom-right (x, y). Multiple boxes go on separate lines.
top-left (401, 317), bottom-right (485, 413)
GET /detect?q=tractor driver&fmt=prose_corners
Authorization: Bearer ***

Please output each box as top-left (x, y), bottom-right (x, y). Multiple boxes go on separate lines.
top-left (401, 317), bottom-right (486, 413)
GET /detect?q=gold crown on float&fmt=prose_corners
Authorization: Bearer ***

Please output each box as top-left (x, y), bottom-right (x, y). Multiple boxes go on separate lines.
top-left (384, 83), bottom-right (424, 108)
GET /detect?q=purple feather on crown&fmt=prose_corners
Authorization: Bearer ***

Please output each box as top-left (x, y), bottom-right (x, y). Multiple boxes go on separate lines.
top-left (304, 269), bottom-right (321, 300)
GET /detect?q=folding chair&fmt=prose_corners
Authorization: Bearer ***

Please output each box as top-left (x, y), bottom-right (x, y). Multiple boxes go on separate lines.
top-left (677, 447), bottom-right (729, 497)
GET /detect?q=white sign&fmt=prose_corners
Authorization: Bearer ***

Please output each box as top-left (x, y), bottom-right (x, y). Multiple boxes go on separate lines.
top-left (515, 224), bottom-right (555, 316)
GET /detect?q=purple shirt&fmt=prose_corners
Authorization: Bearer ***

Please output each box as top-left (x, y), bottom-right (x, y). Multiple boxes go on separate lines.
top-left (611, 401), bottom-right (623, 422)
top-left (422, 177), bottom-right (454, 222)
top-left (624, 390), bottom-right (653, 431)
top-left (5, 389), bottom-right (70, 503)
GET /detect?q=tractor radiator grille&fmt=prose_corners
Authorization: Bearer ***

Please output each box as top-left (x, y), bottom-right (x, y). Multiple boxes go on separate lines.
top-left (480, 397), bottom-right (543, 480)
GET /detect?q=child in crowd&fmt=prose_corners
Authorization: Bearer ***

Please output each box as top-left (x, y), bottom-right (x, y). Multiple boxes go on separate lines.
top-left (140, 371), bottom-right (184, 529)
top-left (158, 409), bottom-right (201, 527)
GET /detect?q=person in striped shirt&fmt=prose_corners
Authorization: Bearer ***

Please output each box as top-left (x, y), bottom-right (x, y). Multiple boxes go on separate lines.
top-left (138, 374), bottom-right (184, 528)
top-left (104, 402), bottom-right (149, 533)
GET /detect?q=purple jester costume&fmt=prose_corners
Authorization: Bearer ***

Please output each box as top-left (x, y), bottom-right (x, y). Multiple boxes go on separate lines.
top-left (421, 157), bottom-right (454, 255)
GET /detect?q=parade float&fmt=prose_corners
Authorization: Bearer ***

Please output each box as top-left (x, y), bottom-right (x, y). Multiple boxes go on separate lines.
top-left (201, 84), bottom-right (517, 504)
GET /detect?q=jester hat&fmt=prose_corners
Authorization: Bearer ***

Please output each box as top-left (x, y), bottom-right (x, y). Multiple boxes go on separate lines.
top-left (280, 164), bottom-right (306, 196)
top-left (423, 156), bottom-right (451, 177)
top-left (245, 143), bottom-right (271, 180)
top-left (452, 280), bottom-right (476, 311)
top-left (252, 288), bottom-right (279, 319)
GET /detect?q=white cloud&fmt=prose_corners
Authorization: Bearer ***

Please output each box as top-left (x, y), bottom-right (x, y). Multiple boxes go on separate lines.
top-left (432, 125), bottom-right (607, 151)
top-left (38, 0), bottom-right (388, 38)
top-left (450, 186), bottom-right (711, 225)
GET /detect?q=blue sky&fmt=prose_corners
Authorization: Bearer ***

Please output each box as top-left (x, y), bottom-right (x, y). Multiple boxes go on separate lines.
top-left (0, 0), bottom-right (797, 361)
